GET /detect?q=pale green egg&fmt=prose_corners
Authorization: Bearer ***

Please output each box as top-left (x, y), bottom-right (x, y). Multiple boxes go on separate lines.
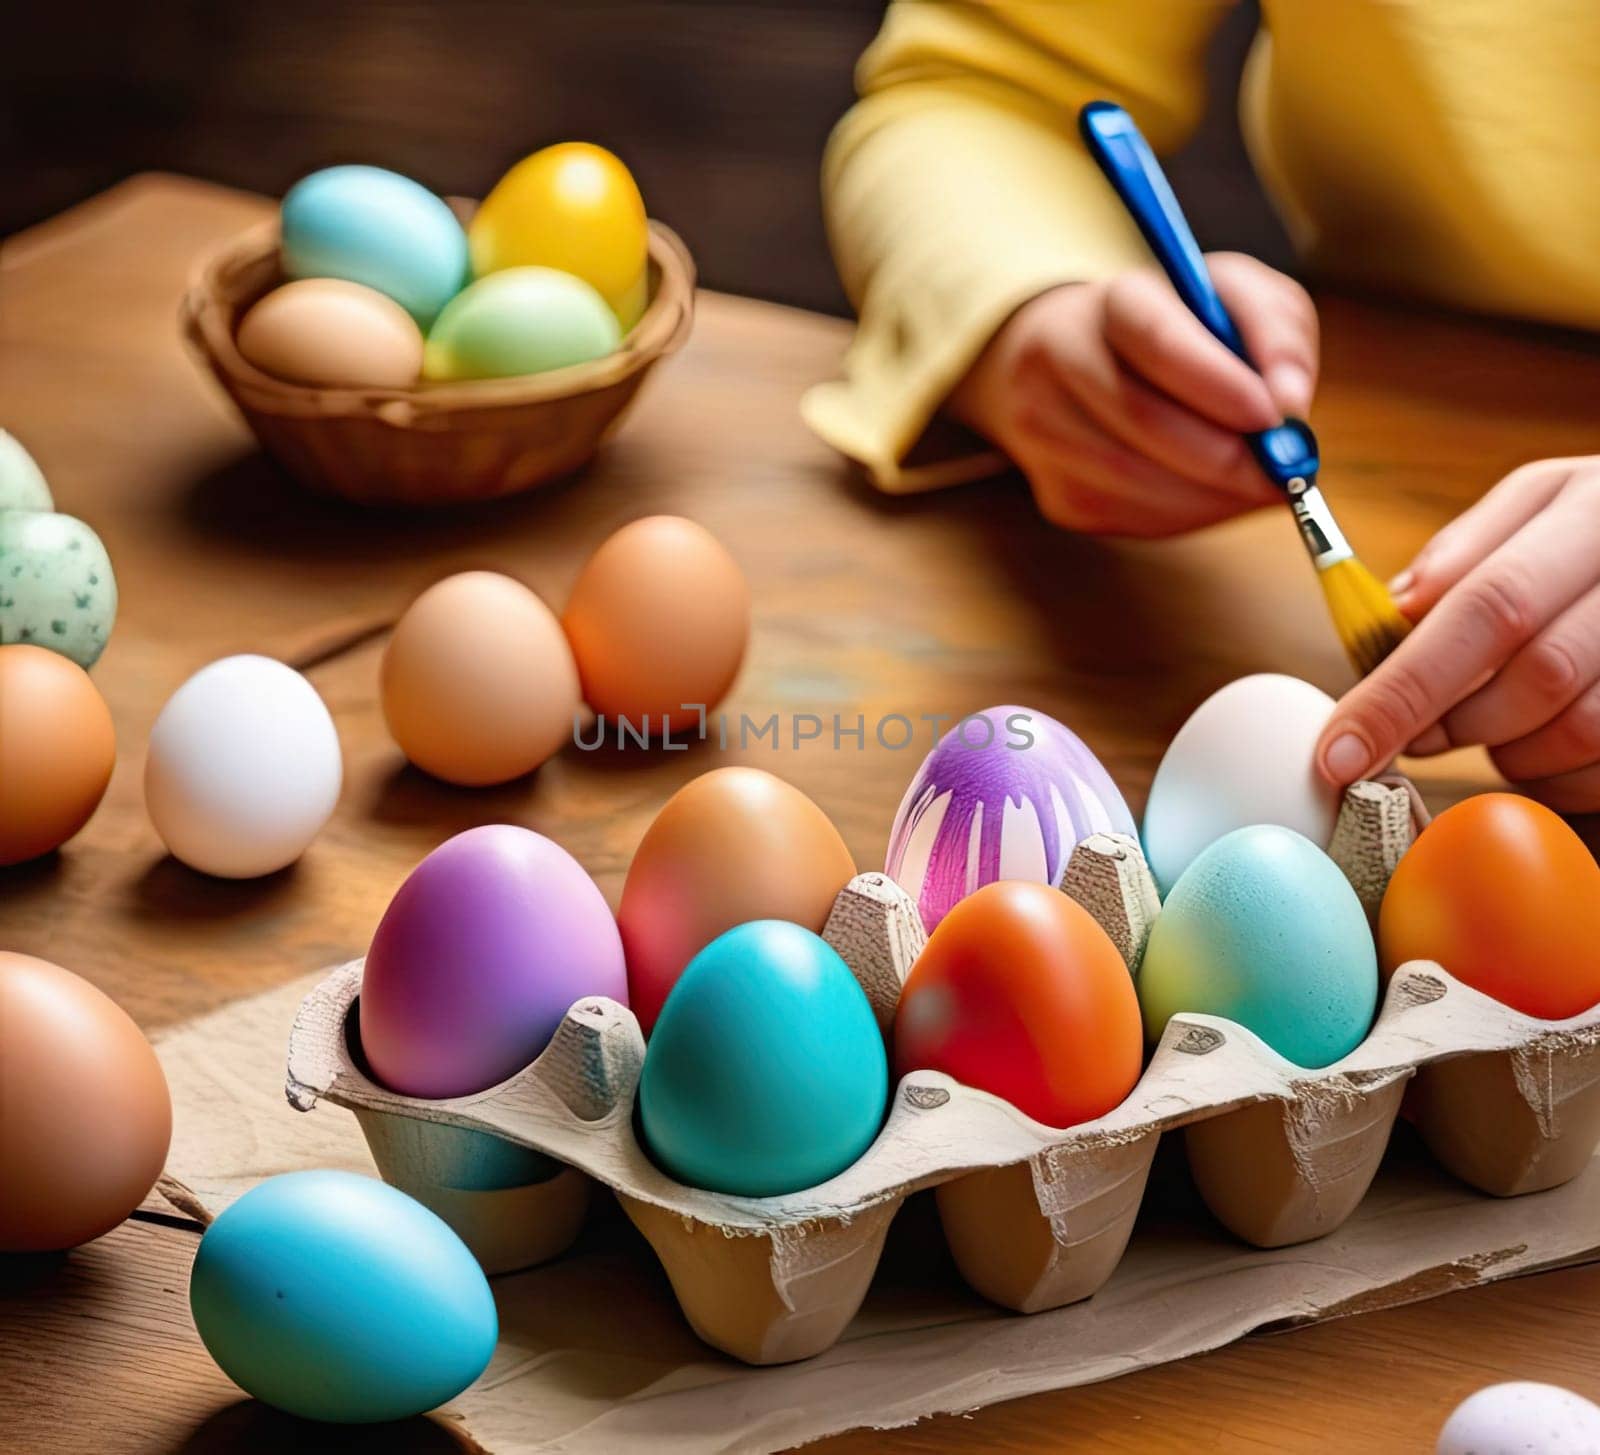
top-left (422, 266), bottom-right (621, 382)
top-left (0, 511), bottom-right (118, 668)
top-left (0, 430), bottom-right (54, 512)
top-left (1137, 824), bottom-right (1378, 1069)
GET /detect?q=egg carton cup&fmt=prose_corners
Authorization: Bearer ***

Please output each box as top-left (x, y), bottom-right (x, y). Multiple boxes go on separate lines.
top-left (285, 780), bottom-right (1600, 1364)
top-left (181, 210), bottom-right (695, 507)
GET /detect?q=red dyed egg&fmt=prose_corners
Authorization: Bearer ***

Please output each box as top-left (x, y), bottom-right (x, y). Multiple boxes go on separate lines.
top-left (893, 881), bottom-right (1143, 1128)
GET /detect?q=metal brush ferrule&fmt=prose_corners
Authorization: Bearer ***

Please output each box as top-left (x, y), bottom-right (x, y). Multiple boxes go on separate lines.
top-left (1285, 478), bottom-right (1353, 571)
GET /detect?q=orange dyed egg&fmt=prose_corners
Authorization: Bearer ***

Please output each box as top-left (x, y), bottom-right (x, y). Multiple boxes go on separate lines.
top-left (619, 766), bottom-right (856, 1034)
top-left (0, 644), bottom-right (115, 866)
top-left (562, 516), bottom-right (749, 736)
top-left (1379, 793), bottom-right (1600, 1020)
top-left (894, 881), bottom-right (1142, 1128)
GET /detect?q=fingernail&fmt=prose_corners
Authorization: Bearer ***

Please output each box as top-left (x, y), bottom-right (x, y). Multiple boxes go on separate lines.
top-left (1388, 569), bottom-right (1415, 599)
top-left (1266, 363), bottom-right (1312, 415)
top-left (1321, 732), bottom-right (1372, 784)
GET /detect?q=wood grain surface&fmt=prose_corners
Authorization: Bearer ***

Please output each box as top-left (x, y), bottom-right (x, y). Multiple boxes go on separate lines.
top-left (7, 1215), bottom-right (1599, 1454)
top-left (4, 175), bottom-right (1600, 1452)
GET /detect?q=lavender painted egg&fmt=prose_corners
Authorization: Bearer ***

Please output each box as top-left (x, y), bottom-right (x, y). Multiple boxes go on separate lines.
top-left (885, 706), bottom-right (1136, 933)
top-left (360, 825), bottom-right (627, 1098)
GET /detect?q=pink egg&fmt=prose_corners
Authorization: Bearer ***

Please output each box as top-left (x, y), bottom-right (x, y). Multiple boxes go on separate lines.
top-left (359, 825), bottom-right (626, 1098)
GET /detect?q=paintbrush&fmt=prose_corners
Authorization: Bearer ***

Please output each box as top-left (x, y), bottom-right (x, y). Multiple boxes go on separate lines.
top-left (1079, 100), bottom-right (1409, 675)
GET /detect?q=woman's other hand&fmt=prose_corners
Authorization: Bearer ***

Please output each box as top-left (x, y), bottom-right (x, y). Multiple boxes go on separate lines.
top-left (951, 253), bottom-right (1319, 537)
top-left (1319, 457), bottom-right (1600, 812)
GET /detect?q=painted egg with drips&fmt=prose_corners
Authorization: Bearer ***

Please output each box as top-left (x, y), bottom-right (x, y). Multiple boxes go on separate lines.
top-left (885, 706), bottom-right (1136, 933)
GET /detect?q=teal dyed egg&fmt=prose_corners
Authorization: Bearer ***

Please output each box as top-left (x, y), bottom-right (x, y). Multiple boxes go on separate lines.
top-left (0, 430), bottom-right (53, 512)
top-left (0, 511), bottom-right (117, 668)
top-left (422, 266), bottom-right (621, 381)
top-left (189, 1170), bottom-right (497, 1423)
top-left (639, 920), bottom-right (888, 1197)
top-left (281, 166), bottom-right (469, 328)
top-left (1138, 825), bottom-right (1378, 1069)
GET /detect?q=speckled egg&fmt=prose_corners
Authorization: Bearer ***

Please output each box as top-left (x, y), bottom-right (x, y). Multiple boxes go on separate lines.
top-left (0, 430), bottom-right (53, 511)
top-left (1437, 1382), bottom-right (1600, 1455)
top-left (0, 510), bottom-right (117, 668)
top-left (885, 706), bottom-right (1136, 933)
top-left (1138, 825), bottom-right (1378, 1069)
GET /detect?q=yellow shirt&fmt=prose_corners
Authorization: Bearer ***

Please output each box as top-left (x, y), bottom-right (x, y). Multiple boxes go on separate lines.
top-left (804, 1), bottom-right (1600, 491)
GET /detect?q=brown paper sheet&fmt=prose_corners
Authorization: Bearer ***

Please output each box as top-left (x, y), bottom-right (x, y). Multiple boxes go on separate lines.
top-left (154, 974), bottom-right (1600, 1454)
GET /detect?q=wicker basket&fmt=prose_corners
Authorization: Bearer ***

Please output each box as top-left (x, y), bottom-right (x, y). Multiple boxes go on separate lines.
top-left (180, 210), bottom-right (695, 506)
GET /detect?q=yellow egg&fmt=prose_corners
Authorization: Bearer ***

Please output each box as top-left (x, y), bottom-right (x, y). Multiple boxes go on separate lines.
top-left (469, 143), bottom-right (649, 327)
top-left (236, 279), bottom-right (424, 388)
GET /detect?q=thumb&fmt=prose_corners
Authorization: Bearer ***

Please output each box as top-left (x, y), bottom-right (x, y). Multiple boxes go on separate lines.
top-left (1209, 253), bottom-right (1319, 418)
top-left (1316, 634), bottom-right (1458, 788)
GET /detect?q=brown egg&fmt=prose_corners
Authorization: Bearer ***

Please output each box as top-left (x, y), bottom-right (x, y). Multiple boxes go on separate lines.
top-left (0, 644), bottom-right (116, 865)
top-left (236, 278), bottom-right (424, 388)
top-left (619, 766), bottom-right (856, 1032)
top-left (562, 516), bottom-right (749, 735)
top-left (380, 570), bottom-right (581, 786)
top-left (0, 952), bottom-right (172, 1250)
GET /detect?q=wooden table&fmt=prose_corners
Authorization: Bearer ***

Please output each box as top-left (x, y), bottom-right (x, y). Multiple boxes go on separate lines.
top-left (5, 175), bottom-right (1600, 1453)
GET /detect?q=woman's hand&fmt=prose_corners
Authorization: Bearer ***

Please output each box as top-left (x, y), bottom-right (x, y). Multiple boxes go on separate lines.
top-left (1318, 457), bottom-right (1600, 812)
top-left (951, 253), bottom-right (1319, 537)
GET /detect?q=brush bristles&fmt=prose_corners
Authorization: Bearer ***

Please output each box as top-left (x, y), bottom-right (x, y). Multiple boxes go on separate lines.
top-left (1317, 557), bottom-right (1411, 676)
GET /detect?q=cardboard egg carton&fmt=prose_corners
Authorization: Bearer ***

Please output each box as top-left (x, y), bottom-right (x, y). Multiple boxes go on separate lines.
top-left (285, 780), bottom-right (1600, 1365)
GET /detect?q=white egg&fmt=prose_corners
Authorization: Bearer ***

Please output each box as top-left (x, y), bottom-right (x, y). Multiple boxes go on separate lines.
top-left (144, 655), bottom-right (342, 878)
top-left (1142, 673), bottom-right (1339, 894)
top-left (1437, 1381), bottom-right (1600, 1454)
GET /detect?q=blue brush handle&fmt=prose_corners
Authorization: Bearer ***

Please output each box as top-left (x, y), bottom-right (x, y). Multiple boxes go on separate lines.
top-left (1078, 100), bottom-right (1317, 490)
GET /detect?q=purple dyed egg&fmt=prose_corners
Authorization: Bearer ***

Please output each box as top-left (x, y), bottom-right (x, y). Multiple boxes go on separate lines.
top-left (885, 706), bottom-right (1136, 933)
top-left (360, 825), bottom-right (626, 1098)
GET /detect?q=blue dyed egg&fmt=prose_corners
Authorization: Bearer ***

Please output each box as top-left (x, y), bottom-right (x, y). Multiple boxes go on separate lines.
top-left (1137, 825), bottom-right (1378, 1069)
top-left (885, 705), bottom-right (1136, 933)
top-left (639, 920), bottom-right (888, 1197)
top-left (189, 1170), bottom-right (497, 1422)
top-left (281, 166), bottom-right (469, 328)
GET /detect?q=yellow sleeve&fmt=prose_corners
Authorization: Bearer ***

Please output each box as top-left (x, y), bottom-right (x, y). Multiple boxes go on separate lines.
top-left (803, 0), bottom-right (1237, 492)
